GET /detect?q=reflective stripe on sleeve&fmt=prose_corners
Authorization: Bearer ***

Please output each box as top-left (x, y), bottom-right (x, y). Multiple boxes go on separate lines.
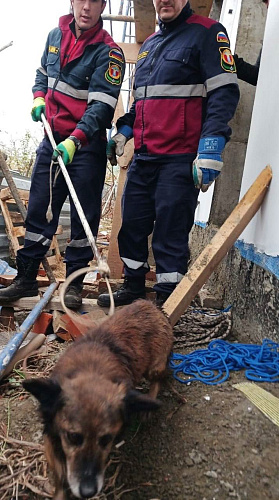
top-left (88, 91), bottom-right (117, 109)
top-left (38, 66), bottom-right (47, 76)
top-left (205, 73), bottom-right (238, 93)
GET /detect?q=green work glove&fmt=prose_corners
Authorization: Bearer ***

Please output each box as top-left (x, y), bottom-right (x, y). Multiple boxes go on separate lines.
top-left (52, 138), bottom-right (77, 165)
top-left (31, 97), bottom-right (45, 122)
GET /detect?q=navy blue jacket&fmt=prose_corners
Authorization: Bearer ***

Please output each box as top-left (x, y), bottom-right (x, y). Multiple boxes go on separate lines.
top-left (118, 4), bottom-right (239, 162)
top-left (33, 15), bottom-right (125, 146)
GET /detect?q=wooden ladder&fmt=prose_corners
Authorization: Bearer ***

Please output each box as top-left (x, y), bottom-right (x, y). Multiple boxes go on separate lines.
top-left (0, 187), bottom-right (62, 268)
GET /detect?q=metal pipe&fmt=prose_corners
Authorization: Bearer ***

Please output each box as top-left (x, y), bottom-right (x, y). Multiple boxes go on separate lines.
top-left (0, 281), bottom-right (59, 378)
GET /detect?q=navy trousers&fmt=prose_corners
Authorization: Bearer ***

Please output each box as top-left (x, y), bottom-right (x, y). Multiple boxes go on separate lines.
top-left (18, 137), bottom-right (106, 275)
top-left (118, 158), bottom-right (199, 294)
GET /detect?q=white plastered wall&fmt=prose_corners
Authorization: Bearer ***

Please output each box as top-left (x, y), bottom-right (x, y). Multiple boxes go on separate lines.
top-left (237, 0), bottom-right (279, 257)
top-left (195, 0), bottom-right (243, 224)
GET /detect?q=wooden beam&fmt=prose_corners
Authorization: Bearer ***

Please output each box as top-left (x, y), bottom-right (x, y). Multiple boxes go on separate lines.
top-left (163, 166), bottom-right (273, 327)
top-left (118, 42), bottom-right (142, 64)
top-left (134, 0), bottom-right (156, 43)
top-left (107, 94), bottom-right (135, 278)
top-left (6, 296), bottom-right (103, 314)
top-left (190, 0), bottom-right (214, 17)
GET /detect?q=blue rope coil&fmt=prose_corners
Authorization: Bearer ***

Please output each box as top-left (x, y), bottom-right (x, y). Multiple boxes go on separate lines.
top-left (169, 338), bottom-right (279, 385)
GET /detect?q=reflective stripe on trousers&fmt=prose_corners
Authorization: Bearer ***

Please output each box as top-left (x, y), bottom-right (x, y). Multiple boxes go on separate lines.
top-left (18, 136), bottom-right (106, 271)
top-left (118, 158), bottom-right (199, 294)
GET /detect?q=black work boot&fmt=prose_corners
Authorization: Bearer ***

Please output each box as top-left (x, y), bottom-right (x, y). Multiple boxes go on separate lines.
top-left (155, 292), bottom-right (171, 308)
top-left (97, 277), bottom-right (146, 308)
top-left (64, 283), bottom-right (83, 310)
top-left (0, 256), bottom-right (39, 303)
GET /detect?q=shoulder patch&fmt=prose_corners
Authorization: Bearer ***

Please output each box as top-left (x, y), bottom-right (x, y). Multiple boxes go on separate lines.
top-left (219, 47), bottom-right (236, 73)
top-left (137, 51), bottom-right (149, 61)
top-left (105, 62), bottom-right (122, 85)
top-left (109, 48), bottom-right (124, 63)
top-left (217, 31), bottom-right (229, 44)
top-left (49, 45), bottom-right (59, 54)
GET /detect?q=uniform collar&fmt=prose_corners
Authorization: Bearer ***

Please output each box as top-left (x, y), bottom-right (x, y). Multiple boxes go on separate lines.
top-left (158, 3), bottom-right (193, 33)
top-left (69, 16), bottom-right (103, 39)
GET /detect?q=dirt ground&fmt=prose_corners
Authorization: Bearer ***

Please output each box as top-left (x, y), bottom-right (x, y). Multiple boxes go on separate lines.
top-left (1, 317), bottom-right (279, 500)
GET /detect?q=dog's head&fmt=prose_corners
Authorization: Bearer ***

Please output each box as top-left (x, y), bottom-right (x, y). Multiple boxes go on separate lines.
top-left (23, 375), bottom-right (160, 499)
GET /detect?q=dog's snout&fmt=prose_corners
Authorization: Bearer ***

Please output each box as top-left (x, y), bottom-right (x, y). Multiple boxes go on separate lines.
top-left (79, 478), bottom-right (98, 498)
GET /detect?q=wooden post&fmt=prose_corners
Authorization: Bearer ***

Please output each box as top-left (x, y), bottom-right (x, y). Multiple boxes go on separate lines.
top-left (107, 95), bottom-right (135, 278)
top-left (163, 166), bottom-right (272, 327)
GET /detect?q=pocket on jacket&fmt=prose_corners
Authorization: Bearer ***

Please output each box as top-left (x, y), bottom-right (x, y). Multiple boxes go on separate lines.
top-left (164, 47), bottom-right (192, 65)
top-left (67, 64), bottom-right (93, 88)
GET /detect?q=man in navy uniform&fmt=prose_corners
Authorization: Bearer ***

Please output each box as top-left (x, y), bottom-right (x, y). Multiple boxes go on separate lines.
top-left (98, 0), bottom-right (239, 308)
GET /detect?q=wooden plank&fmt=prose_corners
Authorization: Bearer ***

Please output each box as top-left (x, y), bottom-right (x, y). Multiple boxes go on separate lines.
top-left (0, 187), bottom-right (29, 202)
top-left (9, 212), bottom-right (24, 224)
top-left (8, 296), bottom-right (106, 314)
top-left (118, 42), bottom-right (141, 64)
top-left (163, 166), bottom-right (273, 327)
top-left (0, 199), bottom-right (20, 256)
top-left (134, 0), bottom-right (156, 43)
top-left (190, 0), bottom-right (213, 17)
top-left (13, 226), bottom-right (25, 238)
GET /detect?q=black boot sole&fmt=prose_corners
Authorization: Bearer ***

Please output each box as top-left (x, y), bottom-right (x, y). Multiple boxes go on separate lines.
top-left (0, 289), bottom-right (39, 303)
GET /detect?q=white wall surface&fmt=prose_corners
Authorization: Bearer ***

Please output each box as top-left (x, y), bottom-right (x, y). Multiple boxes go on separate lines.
top-left (238, 0), bottom-right (279, 256)
top-left (194, 0), bottom-right (243, 225)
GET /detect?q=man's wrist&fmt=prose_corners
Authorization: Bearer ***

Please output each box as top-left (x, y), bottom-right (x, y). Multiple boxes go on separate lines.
top-left (69, 136), bottom-right (82, 151)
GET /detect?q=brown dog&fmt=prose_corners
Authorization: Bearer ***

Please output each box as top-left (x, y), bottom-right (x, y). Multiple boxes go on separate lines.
top-left (23, 299), bottom-right (173, 500)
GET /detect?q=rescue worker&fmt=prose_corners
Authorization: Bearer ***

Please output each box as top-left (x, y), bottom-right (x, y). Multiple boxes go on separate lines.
top-left (98, 0), bottom-right (239, 308)
top-left (0, 0), bottom-right (125, 309)
top-left (234, 0), bottom-right (269, 86)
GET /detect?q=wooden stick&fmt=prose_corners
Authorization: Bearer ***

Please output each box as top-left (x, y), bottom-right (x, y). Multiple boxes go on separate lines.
top-left (163, 165), bottom-right (272, 327)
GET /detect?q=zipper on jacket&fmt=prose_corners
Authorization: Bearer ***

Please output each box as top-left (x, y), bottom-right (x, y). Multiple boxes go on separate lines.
top-left (140, 39), bottom-right (164, 149)
top-left (51, 37), bottom-right (79, 134)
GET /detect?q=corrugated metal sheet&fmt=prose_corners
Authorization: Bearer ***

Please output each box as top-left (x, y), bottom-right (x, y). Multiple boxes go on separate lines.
top-left (0, 170), bottom-right (71, 262)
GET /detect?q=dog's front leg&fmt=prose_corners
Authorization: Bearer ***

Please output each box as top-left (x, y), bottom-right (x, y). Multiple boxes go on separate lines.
top-left (148, 380), bottom-right (160, 400)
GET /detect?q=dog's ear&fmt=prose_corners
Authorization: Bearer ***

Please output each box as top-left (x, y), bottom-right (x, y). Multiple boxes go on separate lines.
top-left (23, 377), bottom-right (61, 410)
top-left (124, 389), bottom-right (162, 414)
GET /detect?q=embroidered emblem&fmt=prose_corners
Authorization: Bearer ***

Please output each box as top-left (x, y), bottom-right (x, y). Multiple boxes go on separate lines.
top-left (219, 47), bottom-right (236, 72)
top-left (48, 45), bottom-right (59, 54)
top-left (109, 48), bottom-right (124, 63)
top-left (137, 51), bottom-right (149, 61)
top-left (217, 31), bottom-right (229, 44)
top-left (105, 62), bottom-right (122, 85)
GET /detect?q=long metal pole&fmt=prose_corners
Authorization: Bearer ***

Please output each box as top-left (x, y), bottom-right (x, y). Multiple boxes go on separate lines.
top-left (0, 281), bottom-right (59, 378)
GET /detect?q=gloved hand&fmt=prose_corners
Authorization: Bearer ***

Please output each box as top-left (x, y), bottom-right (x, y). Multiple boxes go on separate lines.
top-left (107, 125), bottom-right (133, 166)
top-left (52, 138), bottom-right (77, 165)
top-left (192, 136), bottom-right (226, 192)
top-left (31, 97), bottom-right (45, 122)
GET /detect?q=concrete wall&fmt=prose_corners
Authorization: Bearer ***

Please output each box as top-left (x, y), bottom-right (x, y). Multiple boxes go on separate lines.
top-left (190, 225), bottom-right (279, 343)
